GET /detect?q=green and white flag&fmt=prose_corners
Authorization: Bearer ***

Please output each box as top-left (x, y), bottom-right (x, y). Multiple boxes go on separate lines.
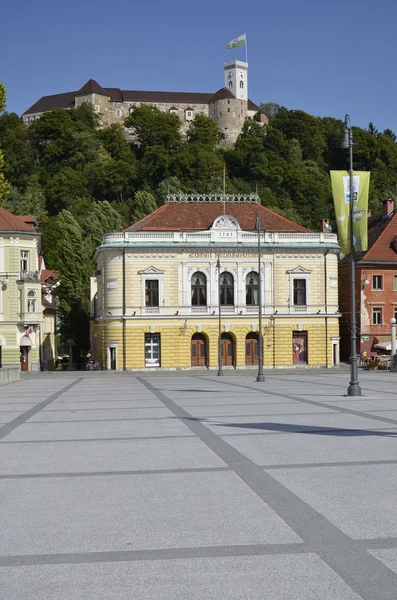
top-left (227, 33), bottom-right (246, 49)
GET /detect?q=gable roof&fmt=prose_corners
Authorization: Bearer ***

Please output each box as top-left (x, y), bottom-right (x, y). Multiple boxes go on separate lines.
top-left (125, 203), bottom-right (309, 233)
top-left (76, 79), bottom-right (109, 97)
top-left (0, 207), bottom-right (37, 232)
top-left (209, 87), bottom-right (236, 102)
top-left (361, 210), bottom-right (397, 261)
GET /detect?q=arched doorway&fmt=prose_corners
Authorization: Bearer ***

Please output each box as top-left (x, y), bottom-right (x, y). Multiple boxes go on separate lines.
top-left (191, 333), bottom-right (207, 367)
top-left (221, 333), bottom-right (235, 367)
top-left (245, 332), bottom-right (259, 365)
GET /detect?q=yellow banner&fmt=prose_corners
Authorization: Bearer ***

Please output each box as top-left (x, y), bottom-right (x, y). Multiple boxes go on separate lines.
top-left (330, 171), bottom-right (370, 254)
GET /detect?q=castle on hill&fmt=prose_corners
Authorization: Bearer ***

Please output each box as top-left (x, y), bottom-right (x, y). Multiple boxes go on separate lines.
top-left (23, 61), bottom-right (267, 145)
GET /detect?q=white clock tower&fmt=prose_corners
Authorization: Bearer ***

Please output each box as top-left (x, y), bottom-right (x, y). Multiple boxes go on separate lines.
top-left (224, 60), bottom-right (248, 101)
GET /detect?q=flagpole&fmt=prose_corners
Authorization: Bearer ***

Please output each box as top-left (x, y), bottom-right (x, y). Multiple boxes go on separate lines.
top-left (245, 33), bottom-right (248, 63)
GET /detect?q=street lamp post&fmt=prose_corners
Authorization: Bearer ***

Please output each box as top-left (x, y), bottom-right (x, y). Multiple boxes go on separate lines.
top-left (341, 115), bottom-right (361, 396)
top-left (391, 318), bottom-right (396, 357)
top-left (217, 257), bottom-right (223, 376)
top-left (256, 211), bottom-right (265, 382)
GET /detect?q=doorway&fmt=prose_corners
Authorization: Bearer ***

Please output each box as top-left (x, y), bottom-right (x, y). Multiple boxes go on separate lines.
top-left (221, 333), bottom-right (235, 367)
top-left (292, 332), bottom-right (308, 365)
top-left (145, 333), bottom-right (160, 367)
top-left (245, 332), bottom-right (259, 365)
top-left (191, 333), bottom-right (207, 367)
top-left (109, 347), bottom-right (117, 370)
top-left (20, 346), bottom-right (29, 371)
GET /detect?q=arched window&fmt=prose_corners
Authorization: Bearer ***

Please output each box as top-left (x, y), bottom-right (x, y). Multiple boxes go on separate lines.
top-left (27, 290), bottom-right (38, 313)
top-left (220, 272), bottom-right (234, 306)
top-left (246, 272), bottom-right (259, 305)
top-left (228, 81), bottom-right (233, 90)
top-left (240, 80), bottom-right (244, 89)
top-left (191, 272), bottom-right (207, 306)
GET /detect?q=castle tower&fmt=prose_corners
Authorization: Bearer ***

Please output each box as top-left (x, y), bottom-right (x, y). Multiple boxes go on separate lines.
top-left (224, 60), bottom-right (248, 101)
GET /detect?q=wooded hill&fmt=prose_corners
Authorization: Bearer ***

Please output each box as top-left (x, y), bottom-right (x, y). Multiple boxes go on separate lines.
top-left (0, 101), bottom-right (395, 355)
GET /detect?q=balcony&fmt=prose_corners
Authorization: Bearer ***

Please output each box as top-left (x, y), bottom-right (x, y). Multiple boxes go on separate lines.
top-left (18, 271), bottom-right (41, 282)
top-left (19, 311), bottom-right (42, 326)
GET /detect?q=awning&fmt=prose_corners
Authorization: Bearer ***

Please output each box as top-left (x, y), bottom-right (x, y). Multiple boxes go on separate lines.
top-left (374, 340), bottom-right (391, 351)
top-left (20, 335), bottom-right (32, 347)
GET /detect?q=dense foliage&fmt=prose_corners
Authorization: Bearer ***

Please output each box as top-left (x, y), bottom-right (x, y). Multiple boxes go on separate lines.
top-left (1, 100), bottom-right (396, 354)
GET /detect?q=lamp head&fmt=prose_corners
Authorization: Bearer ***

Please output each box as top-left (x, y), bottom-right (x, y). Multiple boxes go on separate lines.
top-left (391, 318), bottom-right (396, 325)
top-left (2, 277), bottom-right (9, 286)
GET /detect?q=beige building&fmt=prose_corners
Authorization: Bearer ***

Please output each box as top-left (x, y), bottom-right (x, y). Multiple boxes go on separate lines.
top-left (23, 61), bottom-right (267, 145)
top-left (90, 195), bottom-right (340, 371)
top-left (0, 207), bottom-right (57, 372)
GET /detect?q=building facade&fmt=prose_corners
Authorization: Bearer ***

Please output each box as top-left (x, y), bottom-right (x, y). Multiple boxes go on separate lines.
top-left (90, 195), bottom-right (340, 371)
top-left (339, 199), bottom-right (397, 360)
top-left (23, 61), bottom-right (267, 146)
top-left (0, 207), bottom-right (57, 371)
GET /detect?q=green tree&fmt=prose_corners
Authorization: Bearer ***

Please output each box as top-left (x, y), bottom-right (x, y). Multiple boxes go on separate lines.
top-left (125, 105), bottom-right (182, 151)
top-left (132, 190), bottom-right (158, 222)
top-left (0, 82), bottom-right (10, 201)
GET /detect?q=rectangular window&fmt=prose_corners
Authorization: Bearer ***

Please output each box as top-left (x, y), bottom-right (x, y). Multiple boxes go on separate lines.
top-left (145, 333), bottom-right (160, 367)
top-left (20, 251), bottom-right (29, 273)
top-left (373, 308), bottom-right (382, 325)
top-left (145, 280), bottom-right (159, 307)
top-left (94, 105), bottom-right (100, 113)
top-left (373, 275), bottom-right (383, 290)
top-left (116, 109), bottom-right (121, 116)
top-left (395, 308), bottom-right (397, 321)
top-left (394, 275), bottom-right (397, 290)
top-left (293, 279), bottom-right (306, 305)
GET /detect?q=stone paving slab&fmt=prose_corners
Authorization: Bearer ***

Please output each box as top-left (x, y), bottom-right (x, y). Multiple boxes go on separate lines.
top-left (0, 437), bottom-right (226, 475)
top-left (2, 418), bottom-right (193, 441)
top-left (205, 413), bottom-right (397, 434)
top-left (0, 472), bottom-right (300, 556)
top-left (186, 403), bottom-right (334, 417)
top-left (27, 407), bottom-right (174, 422)
top-left (269, 463), bottom-right (397, 539)
top-left (0, 554), bottom-right (362, 600)
top-left (223, 431), bottom-right (397, 466)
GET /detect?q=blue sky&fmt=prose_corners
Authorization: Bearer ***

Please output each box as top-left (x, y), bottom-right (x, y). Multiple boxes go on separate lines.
top-left (2, 0), bottom-right (395, 132)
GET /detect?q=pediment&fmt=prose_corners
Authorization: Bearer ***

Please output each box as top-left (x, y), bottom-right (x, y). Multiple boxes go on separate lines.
top-left (286, 266), bottom-right (312, 275)
top-left (138, 266), bottom-right (165, 275)
top-left (211, 215), bottom-right (241, 230)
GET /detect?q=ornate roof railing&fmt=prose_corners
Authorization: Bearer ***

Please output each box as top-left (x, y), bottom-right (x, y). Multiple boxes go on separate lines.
top-left (166, 193), bottom-right (260, 204)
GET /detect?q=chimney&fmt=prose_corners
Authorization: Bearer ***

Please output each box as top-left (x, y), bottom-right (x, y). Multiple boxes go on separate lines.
top-left (383, 198), bottom-right (394, 217)
top-left (319, 219), bottom-right (330, 233)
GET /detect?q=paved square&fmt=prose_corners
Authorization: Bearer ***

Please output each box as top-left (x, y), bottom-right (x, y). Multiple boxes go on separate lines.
top-left (1, 369), bottom-right (397, 599)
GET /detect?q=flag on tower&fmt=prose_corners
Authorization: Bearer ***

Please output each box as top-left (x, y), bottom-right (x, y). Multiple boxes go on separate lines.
top-left (227, 33), bottom-right (246, 49)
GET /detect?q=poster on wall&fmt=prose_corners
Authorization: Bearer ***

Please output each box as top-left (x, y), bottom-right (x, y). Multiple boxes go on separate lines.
top-left (293, 333), bottom-right (308, 365)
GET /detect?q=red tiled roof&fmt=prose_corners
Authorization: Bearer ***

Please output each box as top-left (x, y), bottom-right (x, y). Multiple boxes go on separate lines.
top-left (0, 207), bottom-right (36, 232)
top-left (41, 269), bottom-right (57, 281)
top-left (125, 203), bottom-right (309, 233)
top-left (362, 211), bottom-right (397, 261)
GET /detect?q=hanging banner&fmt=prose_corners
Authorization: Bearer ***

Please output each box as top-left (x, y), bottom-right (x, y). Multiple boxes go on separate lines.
top-left (330, 171), bottom-right (370, 254)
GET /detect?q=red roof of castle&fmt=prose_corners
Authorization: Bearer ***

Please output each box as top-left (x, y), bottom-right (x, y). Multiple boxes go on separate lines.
top-left (125, 203), bottom-right (309, 233)
top-left (0, 207), bottom-right (36, 232)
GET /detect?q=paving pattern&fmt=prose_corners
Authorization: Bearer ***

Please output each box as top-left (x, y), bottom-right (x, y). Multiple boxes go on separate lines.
top-left (1, 369), bottom-right (397, 599)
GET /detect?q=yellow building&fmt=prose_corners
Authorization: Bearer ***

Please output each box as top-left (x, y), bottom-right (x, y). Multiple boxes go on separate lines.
top-left (90, 195), bottom-right (340, 370)
top-left (0, 207), bottom-right (57, 374)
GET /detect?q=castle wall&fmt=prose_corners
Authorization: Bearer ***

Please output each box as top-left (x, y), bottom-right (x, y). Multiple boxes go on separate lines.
top-left (211, 98), bottom-right (247, 145)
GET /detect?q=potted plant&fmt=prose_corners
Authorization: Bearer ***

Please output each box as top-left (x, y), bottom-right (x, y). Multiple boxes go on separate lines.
top-left (368, 358), bottom-right (380, 371)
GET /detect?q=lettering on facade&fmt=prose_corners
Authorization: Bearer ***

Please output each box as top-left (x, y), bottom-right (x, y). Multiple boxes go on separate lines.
top-left (189, 252), bottom-right (256, 259)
